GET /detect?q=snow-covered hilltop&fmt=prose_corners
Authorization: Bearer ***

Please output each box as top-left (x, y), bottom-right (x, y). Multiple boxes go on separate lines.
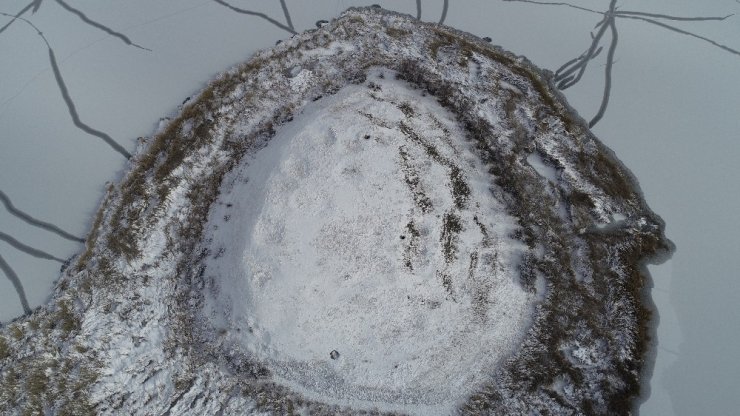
top-left (200, 70), bottom-right (533, 412)
top-left (0, 7), bottom-right (671, 415)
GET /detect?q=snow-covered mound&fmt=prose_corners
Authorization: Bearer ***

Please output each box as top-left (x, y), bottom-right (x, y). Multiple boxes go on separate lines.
top-left (201, 70), bottom-right (531, 407)
top-left (0, 6), bottom-right (671, 416)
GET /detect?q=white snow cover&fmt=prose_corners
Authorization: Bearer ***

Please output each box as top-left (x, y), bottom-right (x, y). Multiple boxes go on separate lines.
top-left (200, 70), bottom-right (533, 411)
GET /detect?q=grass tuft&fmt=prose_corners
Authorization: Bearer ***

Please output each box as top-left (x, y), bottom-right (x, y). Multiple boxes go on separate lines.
top-left (0, 336), bottom-right (9, 360)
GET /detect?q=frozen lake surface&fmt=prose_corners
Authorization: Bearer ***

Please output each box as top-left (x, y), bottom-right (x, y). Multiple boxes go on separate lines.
top-left (1, 1), bottom-right (738, 414)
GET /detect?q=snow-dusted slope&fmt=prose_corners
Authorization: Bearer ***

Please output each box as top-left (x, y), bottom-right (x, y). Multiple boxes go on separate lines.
top-left (0, 7), bottom-right (670, 415)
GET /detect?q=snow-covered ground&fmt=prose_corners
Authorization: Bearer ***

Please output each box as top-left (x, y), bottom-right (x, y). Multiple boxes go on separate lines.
top-left (1, 1), bottom-right (738, 414)
top-left (201, 70), bottom-right (532, 410)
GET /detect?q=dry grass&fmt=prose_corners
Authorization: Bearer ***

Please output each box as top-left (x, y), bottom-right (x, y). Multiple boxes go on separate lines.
top-left (441, 211), bottom-right (462, 263)
top-left (57, 300), bottom-right (79, 334)
top-left (385, 27), bottom-right (411, 39)
top-left (9, 325), bottom-right (23, 341)
top-left (0, 336), bottom-right (9, 360)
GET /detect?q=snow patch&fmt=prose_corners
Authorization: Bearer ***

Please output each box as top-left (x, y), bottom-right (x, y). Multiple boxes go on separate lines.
top-left (526, 152), bottom-right (559, 183)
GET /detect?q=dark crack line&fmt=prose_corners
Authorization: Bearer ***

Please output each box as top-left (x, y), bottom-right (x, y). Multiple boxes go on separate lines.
top-left (502, 0), bottom-right (602, 15)
top-left (557, 45), bottom-right (603, 73)
top-left (0, 2), bottom-right (34, 35)
top-left (618, 14), bottom-right (740, 57)
top-left (0, 253), bottom-right (31, 315)
top-left (0, 190), bottom-right (84, 243)
top-left (0, 10), bottom-right (50, 47)
top-left (31, 0), bottom-right (43, 13)
top-left (555, 2), bottom-right (615, 90)
top-left (439, 0), bottom-right (449, 24)
top-left (616, 10), bottom-right (734, 22)
top-left (48, 48), bottom-right (133, 158)
top-left (0, 11), bottom-right (132, 158)
top-left (279, 0), bottom-right (294, 31)
top-left (213, 0), bottom-right (297, 35)
top-left (416, 0), bottom-right (422, 20)
top-left (590, 17), bottom-right (617, 127)
top-left (555, 45), bottom-right (603, 86)
top-left (554, 54), bottom-right (584, 76)
top-left (536, 0), bottom-right (738, 128)
top-left (0, 230), bottom-right (66, 263)
top-left (54, 0), bottom-right (150, 51)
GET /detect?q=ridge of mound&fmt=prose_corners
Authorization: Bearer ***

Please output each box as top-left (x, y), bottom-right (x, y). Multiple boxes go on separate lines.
top-left (0, 7), bottom-right (671, 416)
